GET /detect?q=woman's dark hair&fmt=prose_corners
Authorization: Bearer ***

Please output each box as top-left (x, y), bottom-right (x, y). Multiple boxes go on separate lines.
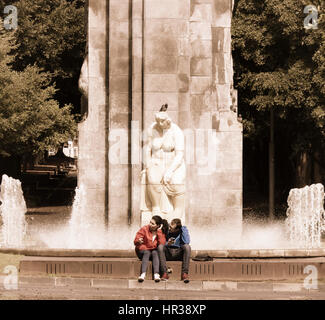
top-left (152, 215), bottom-right (169, 235)
top-left (171, 218), bottom-right (182, 230)
top-left (161, 219), bottom-right (169, 235)
top-left (152, 215), bottom-right (162, 225)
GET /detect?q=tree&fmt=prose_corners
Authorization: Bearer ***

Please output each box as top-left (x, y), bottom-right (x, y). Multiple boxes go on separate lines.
top-left (0, 21), bottom-right (77, 170)
top-left (0, 0), bottom-right (86, 113)
top-left (232, 0), bottom-right (325, 199)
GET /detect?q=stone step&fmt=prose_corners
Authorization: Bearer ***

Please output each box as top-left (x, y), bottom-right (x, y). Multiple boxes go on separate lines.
top-left (15, 275), bottom-right (325, 292)
top-left (19, 256), bottom-right (325, 281)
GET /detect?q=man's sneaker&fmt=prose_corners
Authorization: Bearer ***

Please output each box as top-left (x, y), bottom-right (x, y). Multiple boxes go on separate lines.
top-left (181, 273), bottom-right (190, 283)
top-left (161, 272), bottom-right (169, 281)
top-left (138, 273), bottom-right (146, 282)
top-left (154, 273), bottom-right (161, 282)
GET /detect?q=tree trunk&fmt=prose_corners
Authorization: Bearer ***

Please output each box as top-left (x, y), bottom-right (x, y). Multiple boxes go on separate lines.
top-left (296, 151), bottom-right (312, 188)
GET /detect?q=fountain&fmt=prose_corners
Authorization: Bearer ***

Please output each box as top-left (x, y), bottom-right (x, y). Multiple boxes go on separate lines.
top-left (67, 183), bottom-right (105, 249)
top-left (3, 1), bottom-right (325, 284)
top-left (1, 179), bottom-right (324, 252)
top-left (65, 183), bottom-right (137, 250)
top-left (14, 180), bottom-right (325, 282)
top-left (0, 174), bottom-right (27, 248)
top-left (285, 183), bottom-right (325, 248)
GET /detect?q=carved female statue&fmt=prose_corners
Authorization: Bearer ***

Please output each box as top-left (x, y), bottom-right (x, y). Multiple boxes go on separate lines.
top-left (141, 104), bottom-right (186, 222)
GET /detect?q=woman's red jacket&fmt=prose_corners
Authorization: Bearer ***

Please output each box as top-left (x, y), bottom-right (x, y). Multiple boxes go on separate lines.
top-left (134, 225), bottom-right (166, 251)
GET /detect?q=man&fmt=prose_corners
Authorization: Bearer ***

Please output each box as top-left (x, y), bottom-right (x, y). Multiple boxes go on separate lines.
top-left (157, 218), bottom-right (191, 283)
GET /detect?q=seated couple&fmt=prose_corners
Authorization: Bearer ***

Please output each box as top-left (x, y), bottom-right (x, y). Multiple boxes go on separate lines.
top-left (134, 215), bottom-right (191, 283)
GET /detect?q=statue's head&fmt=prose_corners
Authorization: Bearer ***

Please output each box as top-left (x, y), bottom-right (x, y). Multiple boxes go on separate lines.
top-left (155, 104), bottom-right (171, 129)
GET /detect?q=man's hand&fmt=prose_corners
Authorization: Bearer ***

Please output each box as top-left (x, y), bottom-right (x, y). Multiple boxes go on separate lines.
top-left (167, 238), bottom-right (175, 245)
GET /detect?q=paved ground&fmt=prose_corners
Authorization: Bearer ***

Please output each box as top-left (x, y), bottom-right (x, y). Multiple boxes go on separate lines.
top-left (0, 279), bottom-right (324, 300)
top-left (0, 286), bottom-right (323, 300)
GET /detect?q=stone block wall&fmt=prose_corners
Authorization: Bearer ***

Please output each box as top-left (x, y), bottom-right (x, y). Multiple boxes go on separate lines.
top-left (143, 0), bottom-right (192, 127)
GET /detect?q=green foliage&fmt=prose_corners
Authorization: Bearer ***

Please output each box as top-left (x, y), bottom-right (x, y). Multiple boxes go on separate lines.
top-left (232, 0), bottom-right (325, 155)
top-left (0, 21), bottom-right (77, 158)
top-left (0, 0), bottom-right (86, 112)
top-left (12, 0), bottom-right (86, 79)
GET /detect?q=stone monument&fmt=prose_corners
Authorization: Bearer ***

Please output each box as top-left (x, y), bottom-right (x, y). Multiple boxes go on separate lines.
top-left (78, 0), bottom-right (242, 238)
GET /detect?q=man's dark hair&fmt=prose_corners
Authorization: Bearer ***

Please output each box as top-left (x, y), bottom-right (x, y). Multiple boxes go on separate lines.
top-left (171, 218), bottom-right (182, 230)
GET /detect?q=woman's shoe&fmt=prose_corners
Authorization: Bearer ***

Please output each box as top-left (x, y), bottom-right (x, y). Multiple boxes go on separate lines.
top-left (138, 273), bottom-right (146, 282)
top-left (154, 273), bottom-right (161, 282)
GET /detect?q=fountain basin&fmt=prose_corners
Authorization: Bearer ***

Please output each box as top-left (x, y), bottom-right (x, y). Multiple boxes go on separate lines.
top-left (2, 247), bottom-right (325, 258)
top-left (19, 255), bottom-right (325, 282)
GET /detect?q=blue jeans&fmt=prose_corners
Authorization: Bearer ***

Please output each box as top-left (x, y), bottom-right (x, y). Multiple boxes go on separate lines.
top-left (136, 249), bottom-right (159, 274)
top-left (158, 244), bottom-right (191, 274)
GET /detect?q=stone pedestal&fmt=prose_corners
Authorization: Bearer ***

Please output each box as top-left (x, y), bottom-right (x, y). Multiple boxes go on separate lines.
top-left (78, 0), bottom-right (243, 244)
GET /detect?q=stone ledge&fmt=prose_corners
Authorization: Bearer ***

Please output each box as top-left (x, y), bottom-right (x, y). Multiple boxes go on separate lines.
top-left (9, 248), bottom-right (325, 258)
top-left (2, 248), bottom-right (325, 258)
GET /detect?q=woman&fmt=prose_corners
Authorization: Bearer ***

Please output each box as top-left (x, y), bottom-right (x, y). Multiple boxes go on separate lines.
top-left (141, 104), bottom-right (186, 221)
top-left (134, 215), bottom-right (168, 282)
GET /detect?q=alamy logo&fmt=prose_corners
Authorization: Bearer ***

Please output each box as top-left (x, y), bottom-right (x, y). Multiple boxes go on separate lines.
top-left (303, 265), bottom-right (318, 290)
top-left (3, 5), bottom-right (18, 30)
top-left (303, 5), bottom-right (318, 29)
top-left (3, 265), bottom-right (18, 290)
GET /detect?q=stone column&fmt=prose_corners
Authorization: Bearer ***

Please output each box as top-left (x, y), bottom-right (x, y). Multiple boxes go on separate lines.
top-left (77, 0), bottom-right (107, 228)
top-left (186, 0), bottom-right (242, 239)
top-left (212, 0), bottom-right (242, 236)
top-left (107, 0), bottom-right (132, 226)
top-left (131, 0), bottom-right (144, 225)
